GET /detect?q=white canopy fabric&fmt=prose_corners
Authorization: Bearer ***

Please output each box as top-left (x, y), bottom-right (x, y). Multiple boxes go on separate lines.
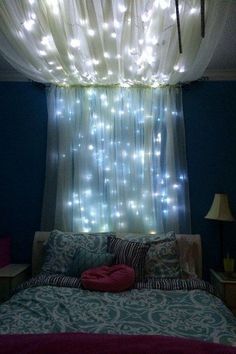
top-left (0, 0), bottom-right (230, 86)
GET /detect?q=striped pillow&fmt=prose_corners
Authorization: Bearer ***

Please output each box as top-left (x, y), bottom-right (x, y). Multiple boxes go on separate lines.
top-left (107, 237), bottom-right (150, 280)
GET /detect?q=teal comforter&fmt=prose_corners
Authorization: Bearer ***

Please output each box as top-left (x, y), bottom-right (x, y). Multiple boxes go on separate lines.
top-left (0, 277), bottom-right (236, 346)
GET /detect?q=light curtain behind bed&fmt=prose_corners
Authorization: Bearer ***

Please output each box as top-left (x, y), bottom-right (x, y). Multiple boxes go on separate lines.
top-left (41, 85), bottom-right (190, 233)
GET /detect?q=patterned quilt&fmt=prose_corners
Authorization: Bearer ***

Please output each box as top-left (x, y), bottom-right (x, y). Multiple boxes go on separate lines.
top-left (0, 275), bottom-right (235, 346)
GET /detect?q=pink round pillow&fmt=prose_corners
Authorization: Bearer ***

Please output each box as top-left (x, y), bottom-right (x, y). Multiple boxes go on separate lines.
top-left (81, 264), bottom-right (135, 292)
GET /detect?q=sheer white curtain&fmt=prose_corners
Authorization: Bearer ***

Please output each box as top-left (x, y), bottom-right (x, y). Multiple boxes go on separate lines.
top-left (41, 86), bottom-right (190, 233)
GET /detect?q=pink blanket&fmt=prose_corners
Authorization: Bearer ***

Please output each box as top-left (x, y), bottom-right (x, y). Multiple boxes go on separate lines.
top-left (0, 332), bottom-right (235, 354)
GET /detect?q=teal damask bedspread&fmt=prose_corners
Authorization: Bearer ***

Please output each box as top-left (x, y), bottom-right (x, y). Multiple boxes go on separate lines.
top-left (0, 285), bottom-right (235, 346)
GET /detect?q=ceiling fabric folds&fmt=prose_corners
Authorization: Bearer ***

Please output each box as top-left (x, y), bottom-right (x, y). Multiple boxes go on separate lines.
top-left (0, 0), bottom-right (230, 86)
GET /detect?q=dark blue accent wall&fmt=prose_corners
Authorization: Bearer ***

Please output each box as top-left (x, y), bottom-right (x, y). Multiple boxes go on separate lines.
top-left (0, 81), bottom-right (235, 278)
top-left (0, 82), bottom-right (47, 263)
top-left (183, 81), bottom-right (236, 278)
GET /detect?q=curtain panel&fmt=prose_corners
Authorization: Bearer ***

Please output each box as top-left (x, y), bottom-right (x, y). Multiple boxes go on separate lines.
top-left (41, 86), bottom-right (190, 234)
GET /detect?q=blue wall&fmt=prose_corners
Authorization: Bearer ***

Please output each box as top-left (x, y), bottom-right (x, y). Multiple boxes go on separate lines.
top-left (0, 82), bottom-right (47, 263)
top-left (0, 81), bottom-right (235, 278)
top-left (183, 81), bottom-right (236, 278)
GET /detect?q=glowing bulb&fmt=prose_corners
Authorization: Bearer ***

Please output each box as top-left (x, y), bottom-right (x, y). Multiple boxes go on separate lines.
top-left (68, 54), bottom-right (74, 61)
top-left (87, 29), bottom-right (95, 36)
top-left (102, 23), bottom-right (109, 30)
top-left (100, 94), bottom-right (106, 100)
top-left (111, 32), bottom-right (117, 38)
top-left (155, 0), bottom-right (170, 9)
top-left (70, 39), bottom-right (80, 48)
top-left (120, 82), bottom-right (130, 88)
top-left (114, 20), bottom-right (120, 28)
top-left (151, 36), bottom-right (158, 45)
top-left (93, 59), bottom-right (100, 65)
top-left (38, 50), bottom-right (47, 56)
top-left (23, 19), bottom-right (35, 31)
top-left (190, 7), bottom-right (197, 14)
top-left (118, 4), bottom-right (127, 13)
top-left (104, 52), bottom-right (110, 59)
top-left (46, 0), bottom-right (59, 15)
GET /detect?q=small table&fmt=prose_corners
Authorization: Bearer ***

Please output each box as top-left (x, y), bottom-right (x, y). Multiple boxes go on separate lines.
top-left (210, 269), bottom-right (236, 315)
top-left (0, 264), bottom-right (31, 302)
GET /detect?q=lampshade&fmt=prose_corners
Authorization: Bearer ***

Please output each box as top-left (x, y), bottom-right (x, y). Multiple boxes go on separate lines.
top-left (205, 194), bottom-right (235, 222)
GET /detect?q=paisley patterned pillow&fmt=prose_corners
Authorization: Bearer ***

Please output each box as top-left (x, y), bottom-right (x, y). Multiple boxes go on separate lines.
top-left (41, 230), bottom-right (115, 275)
top-left (121, 232), bottom-right (180, 278)
top-left (69, 249), bottom-right (115, 276)
top-left (145, 232), bottom-right (181, 278)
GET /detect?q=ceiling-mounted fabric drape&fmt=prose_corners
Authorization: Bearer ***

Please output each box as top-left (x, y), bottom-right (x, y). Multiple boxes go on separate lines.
top-left (41, 86), bottom-right (190, 233)
top-left (0, 0), bottom-right (230, 86)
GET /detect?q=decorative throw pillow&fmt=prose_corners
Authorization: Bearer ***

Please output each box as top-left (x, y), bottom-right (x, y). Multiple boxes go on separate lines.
top-left (121, 231), bottom-right (181, 278)
top-left (41, 230), bottom-right (115, 274)
top-left (107, 237), bottom-right (150, 280)
top-left (69, 249), bottom-right (115, 276)
top-left (145, 232), bottom-right (181, 278)
top-left (81, 264), bottom-right (135, 292)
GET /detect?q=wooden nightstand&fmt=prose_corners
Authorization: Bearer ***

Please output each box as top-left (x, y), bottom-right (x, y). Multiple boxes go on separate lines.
top-left (210, 269), bottom-right (236, 315)
top-left (0, 264), bottom-right (31, 302)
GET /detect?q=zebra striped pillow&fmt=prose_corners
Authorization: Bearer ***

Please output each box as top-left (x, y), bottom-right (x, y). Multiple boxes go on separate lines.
top-left (107, 237), bottom-right (150, 280)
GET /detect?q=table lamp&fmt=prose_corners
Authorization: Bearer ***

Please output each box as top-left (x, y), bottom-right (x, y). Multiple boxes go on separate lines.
top-left (205, 193), bottom-right (235, 272)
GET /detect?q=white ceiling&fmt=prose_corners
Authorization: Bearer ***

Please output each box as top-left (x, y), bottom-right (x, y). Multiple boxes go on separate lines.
top-left (0, 2), bottom-right (236, 82)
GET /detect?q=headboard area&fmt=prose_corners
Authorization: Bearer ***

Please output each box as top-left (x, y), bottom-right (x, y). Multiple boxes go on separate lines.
top-left (32, 232), bottom-right (202, 279)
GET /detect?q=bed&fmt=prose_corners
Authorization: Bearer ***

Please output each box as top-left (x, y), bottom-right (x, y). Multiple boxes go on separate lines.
top-left (0, 230), bottom-right (235, 354)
